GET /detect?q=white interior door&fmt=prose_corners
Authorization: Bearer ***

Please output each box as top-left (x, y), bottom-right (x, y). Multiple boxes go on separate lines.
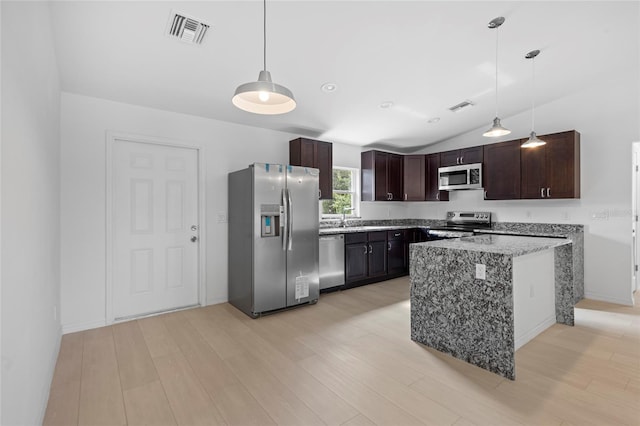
top-left (112, 139), bottom-right (199, 320)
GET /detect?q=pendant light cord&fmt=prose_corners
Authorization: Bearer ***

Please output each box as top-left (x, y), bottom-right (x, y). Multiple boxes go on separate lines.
top-left (531, 56), bottom-right (536, 131)
top-left (494, 26), bottom-right (499, 117)
top-left (263, 0), bottom-right (267, 71)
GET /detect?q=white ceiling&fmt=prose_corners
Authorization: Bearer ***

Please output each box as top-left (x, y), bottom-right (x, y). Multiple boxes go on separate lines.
top-left (49, 1), bottom-right (638, 151)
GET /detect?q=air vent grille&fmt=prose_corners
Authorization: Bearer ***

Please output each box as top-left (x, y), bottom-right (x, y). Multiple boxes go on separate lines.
top-left (167, 12), bottom-right (210, 45)
top-left (449, 100), bottom-right (475, 113)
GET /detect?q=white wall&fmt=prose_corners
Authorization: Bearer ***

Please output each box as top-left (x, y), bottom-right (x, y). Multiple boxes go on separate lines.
top-left (1, 2), bottom-right (62, 424)
top-left (60, 93), bottom-right (302, 331)
top-left (407, 65), bottom-right (639, 305)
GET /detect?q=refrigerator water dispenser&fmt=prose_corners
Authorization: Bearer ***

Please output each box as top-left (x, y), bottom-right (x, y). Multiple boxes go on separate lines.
top-left (260, 204), bottom-right (281, 237)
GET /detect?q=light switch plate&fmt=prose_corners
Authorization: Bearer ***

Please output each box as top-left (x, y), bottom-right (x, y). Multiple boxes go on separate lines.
top-left (475, 264), bottom-right (486, 280)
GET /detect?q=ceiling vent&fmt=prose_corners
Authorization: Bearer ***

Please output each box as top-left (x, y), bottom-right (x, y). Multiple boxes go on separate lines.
top-left (449, 100), bottom-right (475, 113)
top-left (166, 11), bottom-right (210, 45)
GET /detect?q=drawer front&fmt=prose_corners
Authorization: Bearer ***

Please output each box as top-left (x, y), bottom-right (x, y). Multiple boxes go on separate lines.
top-left (368, 231), bottom-right (387, 242)
top-left (387, 229), bottom-right (405, 241)
top-left (345, 232), bottom-right (367, 245)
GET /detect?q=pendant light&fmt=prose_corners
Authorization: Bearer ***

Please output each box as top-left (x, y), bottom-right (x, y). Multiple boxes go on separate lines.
top-left (483, 16), bottom-right (511, 137)
top-left (521, 50), bottom-right (546, 148)
top-left (232, 0), bottom-right (296, 115)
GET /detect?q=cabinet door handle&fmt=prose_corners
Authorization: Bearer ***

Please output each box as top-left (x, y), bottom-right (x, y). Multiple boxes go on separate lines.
top-left (484, 190), bottom-right (488, 199)
top-left (319, 189), bottom-right (321, 199)
top-left (547, 188), bottom-right (551, 198)
top-left (363, 245), bottom-right (368, 254)
top-left (460, 156), bottom-right (464, 164)
top-left (368, 244), bottom-right (373, 254)
top-left (404, 193), bottom-right (407, 201)
top-left (388, 242), bottom-right (391, 251)
top-left (541, 187), bottom-right (545, 198)
top-left (456, 157), bottom-right (460, 165)
top-left (436, 192), bottom-right (439, 201)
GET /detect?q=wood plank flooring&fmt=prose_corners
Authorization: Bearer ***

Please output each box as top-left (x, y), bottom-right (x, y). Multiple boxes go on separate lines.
top-left (44, 277), bottom-right (640, 425)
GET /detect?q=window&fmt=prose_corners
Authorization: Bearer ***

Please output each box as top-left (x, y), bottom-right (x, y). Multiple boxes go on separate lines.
top-left (321, 167), bottom-right (360, 217)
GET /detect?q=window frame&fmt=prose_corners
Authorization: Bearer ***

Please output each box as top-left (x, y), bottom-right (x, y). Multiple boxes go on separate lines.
top-left (321, 166), bottom-right (360, 218)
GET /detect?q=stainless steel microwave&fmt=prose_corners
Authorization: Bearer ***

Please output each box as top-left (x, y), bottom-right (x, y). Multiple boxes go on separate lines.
top-left (438, 163), bottom-right (483, 190)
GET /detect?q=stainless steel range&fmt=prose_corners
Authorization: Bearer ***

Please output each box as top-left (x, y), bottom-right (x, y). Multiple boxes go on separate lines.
top-left (428, 211), bottom-right (492, 240)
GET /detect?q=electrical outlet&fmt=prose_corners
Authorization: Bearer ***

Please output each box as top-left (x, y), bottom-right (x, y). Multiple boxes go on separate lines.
top-left (475, 264), bottom-right (486, 280)
top-left (591, 211), bottom-right (609, 220)
top-left (217, 212), bottom-right (228, 223)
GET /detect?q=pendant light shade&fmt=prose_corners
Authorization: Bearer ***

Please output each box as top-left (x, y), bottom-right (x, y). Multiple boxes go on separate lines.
top-left (483, 16), bottom-right (510, 138)
top-left (232, 0), bottom-right (296, 115)
top-left (521, 49), bottom-right (546, 148)
top-left (483, 117), bottom-right (511, 137)
top-left (233, 70), bottom-right (296, 115)
top-left (521, 131), bottom-right (546, 148)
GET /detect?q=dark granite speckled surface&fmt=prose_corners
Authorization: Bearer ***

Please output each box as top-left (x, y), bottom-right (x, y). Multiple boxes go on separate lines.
top-left (410, 247), bottom-right (517, 379)
top-left (410, 234), bottom-right (576, 380)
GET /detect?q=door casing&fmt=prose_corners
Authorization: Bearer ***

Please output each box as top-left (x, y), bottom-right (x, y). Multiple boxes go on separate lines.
top-left (105, 131), bottom-right (207, 324)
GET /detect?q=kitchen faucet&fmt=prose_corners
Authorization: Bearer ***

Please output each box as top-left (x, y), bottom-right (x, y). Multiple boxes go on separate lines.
top-left (341, 207), bottom-right (355, 227)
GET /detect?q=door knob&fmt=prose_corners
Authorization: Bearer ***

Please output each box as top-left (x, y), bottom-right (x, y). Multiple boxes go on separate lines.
top-left (191, 236), bottom-right (198, 242)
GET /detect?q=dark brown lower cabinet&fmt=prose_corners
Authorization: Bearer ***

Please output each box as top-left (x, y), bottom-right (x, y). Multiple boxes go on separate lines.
top-left (387, 230), bottom-right (407, 276)
top-left (343, 228), bottom-right (422, 288)
top-left (344, 231), bottom-right (387, 287)
top-left (345, 242), bottom-right (368, 283)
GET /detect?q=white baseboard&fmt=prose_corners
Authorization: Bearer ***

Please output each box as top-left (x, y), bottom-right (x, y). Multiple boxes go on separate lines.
top-left (206, 297), bottom-right (228, 306)
top-left (62, 318), bottom-right (107, 334)
top-left (62, 300), bottom-right (229, 334)
top-left (515, 315), bottom-right (557, 351)
top-left (583, 291), bottom-right (634, 306)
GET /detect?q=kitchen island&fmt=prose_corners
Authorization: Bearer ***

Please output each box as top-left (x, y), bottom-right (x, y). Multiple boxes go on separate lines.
top-left (410, 234), bottom-right (574, 380)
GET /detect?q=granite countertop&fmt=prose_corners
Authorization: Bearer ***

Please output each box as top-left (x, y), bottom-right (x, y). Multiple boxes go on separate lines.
top-left (475, 229), bottom-right (574, 238)
top-left (319, 225), bottom-right (428, 235)
top-left (416, 233), bottom-right (571, 257)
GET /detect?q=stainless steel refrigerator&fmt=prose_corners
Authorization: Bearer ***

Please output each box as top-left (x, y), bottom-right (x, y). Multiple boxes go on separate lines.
top-left (228, 163), bottom-right (320, 317)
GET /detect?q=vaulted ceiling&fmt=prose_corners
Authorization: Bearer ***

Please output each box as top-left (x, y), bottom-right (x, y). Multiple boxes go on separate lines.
top-left (49, 1), bottom-right (638, 151)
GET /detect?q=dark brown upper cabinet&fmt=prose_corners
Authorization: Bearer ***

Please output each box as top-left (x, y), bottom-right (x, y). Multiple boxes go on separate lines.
top-left (521, 130), bottom-right (581, 199)
top-left (403, 155), bottom-right (425, 201)
top-left (425, 153), bottom-right (449, 201)
top-left (440, 145), bottom-right (484, 167)
top-left (361, 150), bottom-right (404, 201)
top-left (483, 140), bottom-right (522, 200)
top-left (289, 138), bottom-right (333, 199)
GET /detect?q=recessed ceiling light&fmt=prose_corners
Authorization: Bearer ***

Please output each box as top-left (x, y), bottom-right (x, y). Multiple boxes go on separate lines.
top-left (379, 101), bottom-right (394, 109)
top-left (428, 117), bottom-right (440, 124)
top-left (321, 82), bottom-right (337, 93)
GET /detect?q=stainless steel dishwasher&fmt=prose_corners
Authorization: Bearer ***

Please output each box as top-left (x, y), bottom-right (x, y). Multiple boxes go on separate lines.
top-left (319, 234), bottom-right (345, 290)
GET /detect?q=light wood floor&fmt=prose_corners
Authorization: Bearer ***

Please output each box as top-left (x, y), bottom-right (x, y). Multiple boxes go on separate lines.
top-left (44, 277), bottom-right (640, 426)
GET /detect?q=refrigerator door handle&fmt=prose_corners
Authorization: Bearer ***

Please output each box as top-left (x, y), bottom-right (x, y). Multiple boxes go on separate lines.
top-left (287, 188), bottom-right (294, 251)
top-left (281, 188), bottom-right (288, 251)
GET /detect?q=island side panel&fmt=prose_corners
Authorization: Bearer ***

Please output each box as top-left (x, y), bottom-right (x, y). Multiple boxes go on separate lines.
top-left (555, 243), bottom-right (575, 325)
top-left (410, 245), bottom-right (516, 380)
top-left (571, 232), bottom-right (584, 303)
